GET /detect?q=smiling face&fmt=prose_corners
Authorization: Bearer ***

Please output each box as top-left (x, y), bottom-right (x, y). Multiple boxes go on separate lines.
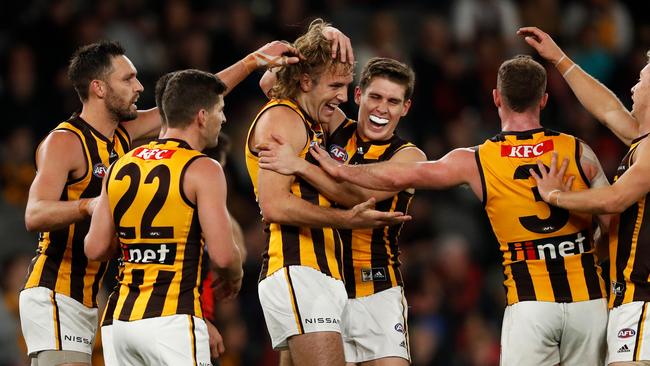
top-left (103, 55), bottom-right (143, 121)
top-left (356, 76), bottom-right (411, 141)
top-left (300, 64), bottom-right (353, 126)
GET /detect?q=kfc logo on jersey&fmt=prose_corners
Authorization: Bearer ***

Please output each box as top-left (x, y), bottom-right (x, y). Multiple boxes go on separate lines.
top-left (508, 230), bottom-right (590, 261)
top-left (122, 243), bottom-right (177, 265)
top-left (501, 140), bottom-right (554, 158)
top-left (328, 144), bottom-right (348, 162)
top-left (93, 163), bottom-right (108, 178)
top-left (618, 328), bottom-right (636, 339)
top-left (132, 147), bottom-right (176, 160)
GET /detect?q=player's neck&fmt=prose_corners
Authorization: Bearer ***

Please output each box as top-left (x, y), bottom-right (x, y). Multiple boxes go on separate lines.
top-left (79, 103), bottom-right (119, 140)
top-left (500, 112), bottom-right (542, 132)
top-left (161, 128), bottom-right (202, 151)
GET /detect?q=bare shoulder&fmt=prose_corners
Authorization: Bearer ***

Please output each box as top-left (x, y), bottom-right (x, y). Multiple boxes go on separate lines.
top-left (185, 156), bottom-right (225, 181)
top-left (36, 130), bottom-right (85, 169)
top-left (251, 105), bottom-right (308, 151)
top-left (391, 146), bottom-right (427, 163)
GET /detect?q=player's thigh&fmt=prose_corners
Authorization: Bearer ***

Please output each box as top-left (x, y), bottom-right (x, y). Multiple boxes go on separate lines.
top-left (342, 287), bottom-right (410, 365)
top-left (20, 287), bottom-right (97, 357)
top-left (500, 301), bottom-right (563, 366)
top-left (608, 302), bottom-right (650, 364)
top-left (559, 298), bottom-right (607, 365)
top-left (33, 350), bottom-right (90, 366)
top-left (258, 265), bottom-right (347, 349)
top-left (100, 325), bottom-right (117, 366)
top-left (288, 331), bottom-right (345, 366)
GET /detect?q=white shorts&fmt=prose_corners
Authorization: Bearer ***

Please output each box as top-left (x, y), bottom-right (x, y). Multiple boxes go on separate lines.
top-left (100, 325), bottom-right (117, 366)
top-left (19, 287), bottom-right (98, 356)
top-left (109, 314), bottom-right (210, 366)
top-left (607, 301), bottom-right (650, 363)
top-left (341, 286), bottom-right (410, 363)
top-left (258, 265), bottom-right (347, 349)
top-left (500, 299), bottom-right (607, 366)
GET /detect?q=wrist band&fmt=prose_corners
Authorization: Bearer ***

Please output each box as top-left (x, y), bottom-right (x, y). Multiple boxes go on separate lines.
top-left (554, 55), bottom-right (566, 66)
top-left (562, 64), bottom-right (577, 78)
top-left (547, 189), bottom-right (561, 206)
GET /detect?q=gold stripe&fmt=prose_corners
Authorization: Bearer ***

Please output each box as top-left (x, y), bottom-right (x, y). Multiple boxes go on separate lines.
top-left (284, 268), bottom-right (303, 334)
top-left (624, 197), bottom-right (646, 304)
top-left (50, 291), bottom-right (61, 350)
top-left (189, 315), bottom-right (198, 366)
top-left (635, 303), bottom-right (648, 360)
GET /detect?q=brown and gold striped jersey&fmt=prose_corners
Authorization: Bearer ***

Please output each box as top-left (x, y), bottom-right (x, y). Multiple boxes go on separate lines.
top-left (610, 133), bottom-right (650, 308)
top-left (476, 128), bottom-right (605, 305)
top-left (245, 99), bottom-right (343, 281)
top-left (104, 139), bottom-right (206, 322)
top-left (328, 119), bottom-right (415, 298)
top-left (24, 114), bottom-right (131, 308)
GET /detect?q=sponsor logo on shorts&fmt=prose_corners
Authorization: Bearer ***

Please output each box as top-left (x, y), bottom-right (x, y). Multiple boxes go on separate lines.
top-left (132, 147), bottom-right (176, 160)
top-left (64, 334), bottom-right (92, 345)
top-left (328, 144), bottom-right (348, 162)
top-left (304, 317), bottom-right (340, 325)
top-left (507, 231), bottom-right (589, 261)
top-left (361, 267), bottom-right (387, 282)
top-left (618, 328), bottom-right (636, 339)
top-left (612, 281), bottom-right (626, 297)
top-left (500, 140), bottom-right (554, 158)
top-left (399, 340), bottom-right (407, 348)
top-left (394, 323), bottom-right (404, 333)
top-left (122, 243), bottom-right (177, 264)
top-left (93, 163), bottom-right (108, 178)
top-left (618, 344), bottom-right (631, 353)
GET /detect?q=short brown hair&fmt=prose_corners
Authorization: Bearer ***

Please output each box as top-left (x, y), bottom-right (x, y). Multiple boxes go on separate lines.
top-left (359, 57), bottom-right (415, 100)
top-left (68, 41), bottom-right (125, 102)
top-left (497, 55), bottom-right (546, 112)
top-left (154, 71), bottom-right (177, 124)
top-left (269, 19), bottom-right (354, 99)
top-left (162, 69), bottom-right (227, 128)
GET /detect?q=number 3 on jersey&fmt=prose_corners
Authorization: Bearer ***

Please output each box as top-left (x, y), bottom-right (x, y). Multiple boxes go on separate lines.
top-left (513, 164), bottom-right (569, 234)
top-left (112, 162), bottom-right (175, 239)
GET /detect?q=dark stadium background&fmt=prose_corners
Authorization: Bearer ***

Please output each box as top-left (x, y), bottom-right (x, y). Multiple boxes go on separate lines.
top-left (0, 0), bottom-right (646, 365)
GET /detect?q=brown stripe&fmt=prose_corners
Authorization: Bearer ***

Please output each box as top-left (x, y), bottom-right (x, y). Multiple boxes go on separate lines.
top-left (118, 269), bottom-right (145, 321)
top-left (285, 268), bottom-right (304, 334)
top-left (177, 212), bottom-right (202, 315)
top-left (189, 315), bottom-right (198, 366)
top-left (510, 261), bottom-right (536, 301)
top-left (633, 302), bottom-right (647, 361)
top-left (340, 229), bottom-right (355, 298)
top-left (580, 253), bottom-right (604, 300)
top-left (143, 270), bottom-right (175, 318)
top-left (50, 291), bottom-right (62, 350)
top-left (544, 255), bottom-right (572, 302)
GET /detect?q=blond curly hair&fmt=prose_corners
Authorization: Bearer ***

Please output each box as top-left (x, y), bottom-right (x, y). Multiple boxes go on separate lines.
top-left (269, 18), bottom-right (354, 100)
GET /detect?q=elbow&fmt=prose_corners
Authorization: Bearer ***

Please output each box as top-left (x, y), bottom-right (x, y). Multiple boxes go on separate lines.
top-left (84, 235), bottom-right (109, 262)
top-left (259, 198), bottom-right (287, 224)
top-left (24, 210), bottom-right (42, 232)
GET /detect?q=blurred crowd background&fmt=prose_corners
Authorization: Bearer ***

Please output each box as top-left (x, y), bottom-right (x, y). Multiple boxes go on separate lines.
top-left (0, 0), bottom-right (647, 365)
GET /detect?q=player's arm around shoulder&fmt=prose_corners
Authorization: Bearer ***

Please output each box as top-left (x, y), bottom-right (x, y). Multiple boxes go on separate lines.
top-left (85, 175), bottom-right (118, 262)
top-left (600, 137), bottom-right (650, 213)
top-left (184, 157), bottom-right (242, 281)
top-left (25, 130), bottom-right (95, 232)
top-left (120, 108), bottom-right (162, 142)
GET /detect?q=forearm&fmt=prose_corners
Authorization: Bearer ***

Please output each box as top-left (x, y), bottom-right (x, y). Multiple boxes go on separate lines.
top-left (338, 163), bottom-right (409, 191)
top-left (556, 57), bottom-right (636, 144)
top-left (553, 187), bottom-right (626, 214)
top-left (212, 244), bottom-right (243, 281)
top-left (298, 163), bottom-right (369, 208)
top-left (261, 192), bottom-right (353, 229)
top-left (216, 54), bottom-right (257, 97)
top-left (25, 198), bottom-right (91, 232)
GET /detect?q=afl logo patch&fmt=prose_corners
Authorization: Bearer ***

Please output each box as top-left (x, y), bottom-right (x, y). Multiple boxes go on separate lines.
top-left (618, 328), bottom-right (636, 339)
top-left (93, 163), bottom-right (108, 178)
top-left (329, 144), bottom-right (348, 162)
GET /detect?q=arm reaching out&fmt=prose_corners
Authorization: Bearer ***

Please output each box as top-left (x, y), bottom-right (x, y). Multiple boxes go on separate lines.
top-left (518, 26), bottom-right (638, 145)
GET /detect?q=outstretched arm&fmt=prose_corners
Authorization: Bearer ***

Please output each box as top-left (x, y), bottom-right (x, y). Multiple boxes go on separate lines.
top-left (310, 145), bottom-right (483, 199)
top-left (518, 26), bottom-right (638, 145)
top-left (258, 134), bottom-right (426, 207)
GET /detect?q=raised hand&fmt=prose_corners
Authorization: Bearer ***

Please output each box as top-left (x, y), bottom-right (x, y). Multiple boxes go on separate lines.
top-left (322, 26), bottom-right (354, 64)
top-left (242, 41), bottom-right (303, 72)
top-left (258, 134), bottom-right (307, 175)
top-left (528, 152), bottom-right (575, 205)
top-left (347, 197), bottom-right (411, 229)
top-left (517, 27), bottom-right (565, 65)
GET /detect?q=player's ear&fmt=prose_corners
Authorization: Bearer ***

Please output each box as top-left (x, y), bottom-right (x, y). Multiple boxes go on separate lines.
top-left (354, 86), bottom-right (362, 105)
top-left (196, 109), bottom-right (207, 128)
top-left (539, 93), bottom-right (549, 110)
top-left (401, 99), bottom-right (412, 117)
top-left (90, 79), bottom-right (106, 98)
top-left (493, 89), bottom-right (501, 108)
top-left (299, 73), bottom-right (313, 92)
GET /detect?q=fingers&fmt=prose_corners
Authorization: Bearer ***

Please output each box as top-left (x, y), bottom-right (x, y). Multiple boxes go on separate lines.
top-left (548, 152), bottom-right (558, 174)
top-left (564, 175), bottom-right (575, 191)
top-left (536, 160), bottom-right (548, 178)
top-left (557, 156), bottom-right (570, 178)
top-left (331, 39), bottom-right (340, 61)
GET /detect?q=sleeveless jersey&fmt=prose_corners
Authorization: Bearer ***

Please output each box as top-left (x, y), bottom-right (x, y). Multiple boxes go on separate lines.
top-left (24, 114), bottom-right (131, 308)
top-left (104, 139), bottom-right (206, 322)
top-left (476, 128), bottom-right (605, 305)
top-left (610, 133), bottom-right (650, 308)
top-left (328, 119), bottom-right (415, 298)
top-left (245, 99), bottom-right (343, 281)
